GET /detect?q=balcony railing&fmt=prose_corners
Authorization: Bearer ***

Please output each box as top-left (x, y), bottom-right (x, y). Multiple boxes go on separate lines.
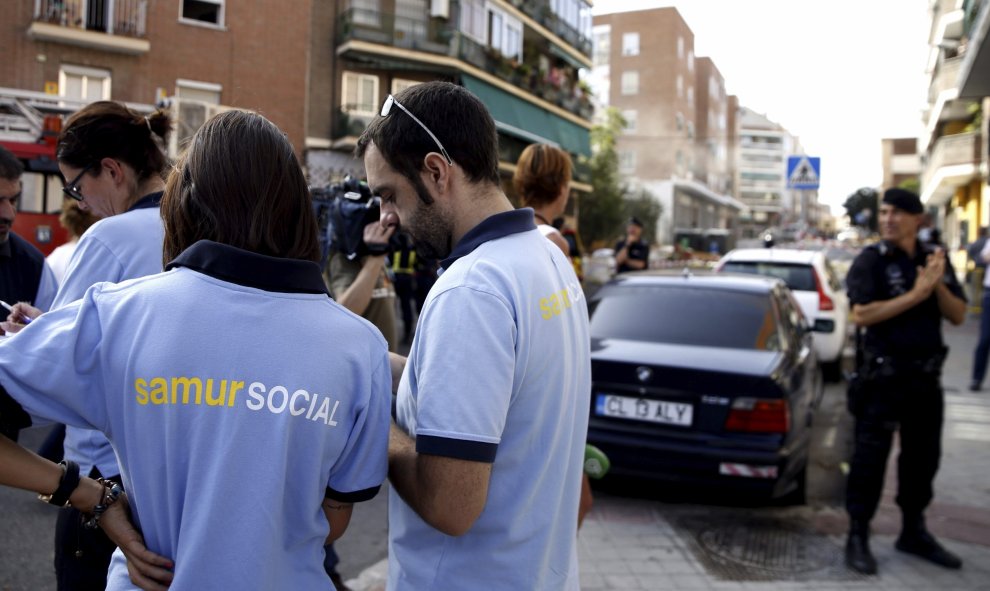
top-left (922, 130), bottom-right (982, 188)
top-left (33, 0), bottom-right (148, 38)
top-left (506, 0), bottom-right (592, 58)
top-left (336, 7), bottom-right (594, 123)
top-left (337, 8), bottom-right (449, 54)
top-left (929, 55), bottom-right (962, 104)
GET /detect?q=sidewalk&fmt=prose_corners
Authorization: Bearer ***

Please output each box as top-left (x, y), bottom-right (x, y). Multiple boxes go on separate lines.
top-left (347, 317), bottom-right (990, 590)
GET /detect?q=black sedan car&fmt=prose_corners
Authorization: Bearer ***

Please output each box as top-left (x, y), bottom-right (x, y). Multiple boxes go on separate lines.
top-left (586, 271), bottom-right (824, 501)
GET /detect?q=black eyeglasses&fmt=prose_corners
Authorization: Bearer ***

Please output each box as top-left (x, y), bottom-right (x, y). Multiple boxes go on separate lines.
top-left (380, 95), bottom-right (453, 165)
top-left (62, 163), bottom-right (95, 202)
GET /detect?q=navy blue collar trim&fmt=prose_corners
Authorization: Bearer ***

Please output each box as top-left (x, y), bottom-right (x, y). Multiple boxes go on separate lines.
top-left (166, 240), bottom-right (329, 295)
top-left (129, 192), bottom-right (163, 212)
top-left (439, 209), bottom-right (536, 269)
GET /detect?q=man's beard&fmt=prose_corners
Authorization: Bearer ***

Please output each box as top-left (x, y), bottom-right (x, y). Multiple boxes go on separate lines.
top-left (406, 178), bottom-right (453, 261)
top-left (0, 216), bottom-right (11, 244)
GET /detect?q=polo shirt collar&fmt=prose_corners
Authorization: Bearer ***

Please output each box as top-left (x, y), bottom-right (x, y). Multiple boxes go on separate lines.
top-left (166, 240), bottom-right (329, 295)
top-left (129, 191), bottom-right (163, 211)
top-left (439, 208), bottom-right (536, 270)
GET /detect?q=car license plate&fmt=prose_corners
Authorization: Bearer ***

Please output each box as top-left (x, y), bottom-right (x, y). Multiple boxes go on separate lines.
top-left (595, 394), bottom-right (693, 427)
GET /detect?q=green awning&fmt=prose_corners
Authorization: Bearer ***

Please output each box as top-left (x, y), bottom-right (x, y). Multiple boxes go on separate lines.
top-left (461, 74), bottom-right (590, 158)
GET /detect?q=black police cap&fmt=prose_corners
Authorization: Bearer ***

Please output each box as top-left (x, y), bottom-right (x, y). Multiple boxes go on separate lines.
top-left (882, 188), bottom-right (923, 214)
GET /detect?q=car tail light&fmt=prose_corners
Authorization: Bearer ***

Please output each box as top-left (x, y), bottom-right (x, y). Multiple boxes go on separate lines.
top-left (813, 271), bottom-right (834, 311)
top-left (724, 398), bottom-right (790, 433)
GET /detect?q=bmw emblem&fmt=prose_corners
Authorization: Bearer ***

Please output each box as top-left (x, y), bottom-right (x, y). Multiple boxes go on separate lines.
top-left (636, 366), bottom-right (652, 383)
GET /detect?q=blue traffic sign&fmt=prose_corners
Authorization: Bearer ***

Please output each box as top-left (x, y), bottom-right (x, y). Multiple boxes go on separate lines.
top-left (786, 156), bottom-right (821, 189)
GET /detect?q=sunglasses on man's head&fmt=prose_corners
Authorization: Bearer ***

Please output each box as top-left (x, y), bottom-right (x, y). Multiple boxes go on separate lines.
top-left (62, 163), bottom-right (95, 202)
top-left (380, 95), bottom-right (453, 166)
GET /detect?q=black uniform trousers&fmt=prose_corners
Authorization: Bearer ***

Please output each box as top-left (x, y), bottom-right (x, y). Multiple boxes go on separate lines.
top-left (846, 367), bottom-right (944, 523)
top-left (53, 469), bottom-right (120, 591)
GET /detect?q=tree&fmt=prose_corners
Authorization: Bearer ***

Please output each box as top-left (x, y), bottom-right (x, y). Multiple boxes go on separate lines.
top-left (578, 107), bottom-right (627, 249)
top-left (623, 188), bottom-right (662, 245)
top-left (844, 187), bottom-right (878, 232)
top-left (898, 177), bottom-right (920, 196)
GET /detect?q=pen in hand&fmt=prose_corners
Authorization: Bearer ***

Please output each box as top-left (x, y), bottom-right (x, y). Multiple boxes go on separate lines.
top-left (0, 300), bottom-right (33, 325)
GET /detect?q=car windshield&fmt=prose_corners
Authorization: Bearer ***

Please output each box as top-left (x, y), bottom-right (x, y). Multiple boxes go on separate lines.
top-left (589, 284), bottom-right (780, 351)
top-left (721, 261), bottom-right (816, 292)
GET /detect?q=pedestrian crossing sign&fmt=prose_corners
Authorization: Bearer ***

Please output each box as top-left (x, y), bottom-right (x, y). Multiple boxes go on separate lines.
top-left (786, 156), bottom-right (821, 189)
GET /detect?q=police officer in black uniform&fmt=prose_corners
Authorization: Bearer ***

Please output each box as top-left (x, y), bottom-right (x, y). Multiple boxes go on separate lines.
top-left (844, 188), bottom-right (966, 575)
top-left (615, 217), bottom-right (649, 273)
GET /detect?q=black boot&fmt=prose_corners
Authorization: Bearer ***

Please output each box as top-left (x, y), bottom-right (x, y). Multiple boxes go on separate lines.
top-left (845, 519), bottom-right (878, 575)
top-left (895, 513), bottom-right (962, 569)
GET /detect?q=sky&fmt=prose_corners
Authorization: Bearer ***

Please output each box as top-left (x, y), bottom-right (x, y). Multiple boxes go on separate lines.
top-left (591, 0), bottom-right (932, 216)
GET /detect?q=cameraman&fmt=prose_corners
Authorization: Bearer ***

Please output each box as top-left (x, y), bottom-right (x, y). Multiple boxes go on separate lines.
top-left (324, 220), bottom-right (398, 353)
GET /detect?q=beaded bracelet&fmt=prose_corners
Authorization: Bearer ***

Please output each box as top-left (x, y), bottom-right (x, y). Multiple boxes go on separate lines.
top-left (82, 478), bottom-right (124, 530)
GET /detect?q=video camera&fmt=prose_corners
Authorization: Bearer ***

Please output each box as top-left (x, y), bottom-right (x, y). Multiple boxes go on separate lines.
top-left (311, 176), bottom-right (390, 264)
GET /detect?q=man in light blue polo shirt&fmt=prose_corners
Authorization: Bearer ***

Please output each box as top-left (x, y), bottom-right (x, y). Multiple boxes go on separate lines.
top-left (359, 81), bottom-right (591, 590)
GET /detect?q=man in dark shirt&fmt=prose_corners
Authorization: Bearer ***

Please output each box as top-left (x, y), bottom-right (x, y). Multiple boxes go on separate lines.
top-left (614, 217), bottom-right (649, 273)
top-left (0, 146), bottom-right (56, 333)
top-left (843, 188), bottom-right (966, 575)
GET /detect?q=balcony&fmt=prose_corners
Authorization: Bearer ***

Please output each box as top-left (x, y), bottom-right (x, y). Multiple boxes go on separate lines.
top-left (505, 0), bottom-right (592, 58)
top-left (921, 130), bottom-right (983, 204)
top-left (29, 0), bottom-right (150, 54)
top-left (336, 8), bottom-right (449, 54)
top-left (335, 8), bottom-right (594, 123)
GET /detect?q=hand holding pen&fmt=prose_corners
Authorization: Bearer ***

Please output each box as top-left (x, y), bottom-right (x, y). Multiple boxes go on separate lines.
top-left (0, 300), bottom-right (41, 335)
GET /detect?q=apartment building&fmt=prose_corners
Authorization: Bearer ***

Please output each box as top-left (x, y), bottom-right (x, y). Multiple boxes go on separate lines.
top-left (921, 0), bottom-right (989, 248)
top-left (881, 137), bottom-right (922, 190)
top-left (592, 7), bottom-right (741, 250)
top-left (735, 106), bottom-right (801, 239)
top-left (1, 0), bottom-right (312, 155)
top-left (305, 0), bottom-right (595, 198)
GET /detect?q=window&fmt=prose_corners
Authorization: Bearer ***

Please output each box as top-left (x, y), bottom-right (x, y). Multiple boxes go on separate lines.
top-left (622, 109), bottom-right (637, 133)
top-left (620, 71), bottom-right (638, 95)
top-left (593, 25), bottom-right (610, 66)
top-left (176, 80), bottom-right (221, 104)
top-left (622, 32), bottom-right (639, 56)
top-left (618, 150), bottom-right (635, 173)
top-left (687, 50), bottom-right (694, 71)
top-left (460, 0), bottom-right (486, 42)
top-left (676, 112), bottom-right (684, 131)
top-left (588, 285), bottom-right (779, 351)
top-left (352, 0), bottom-right (382, 26)
top-left (59, 65), bottom-right (111, 102)
top-left (687, 86), bottom-right (693, 103)
top-left (677, 36), bottom-right (683, 58)
top-left (676, 75), bottom-right (683, 97)
top-left (342, 72), bottom-right (379, 115)
top-left (181, 0), bottom-right (224, 26)
top-left (391, 79), bottom-right (419, 94)
top-left (485, 4), bottom-right (522, 60)
top-left (687, 121), bottom-right (695, 139)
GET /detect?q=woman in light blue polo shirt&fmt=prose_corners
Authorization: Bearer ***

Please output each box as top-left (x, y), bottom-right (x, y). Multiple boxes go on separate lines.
top-left (3, 101), bottom-right (171, 589)
top-left (0, 110), bottom-right (390, 589)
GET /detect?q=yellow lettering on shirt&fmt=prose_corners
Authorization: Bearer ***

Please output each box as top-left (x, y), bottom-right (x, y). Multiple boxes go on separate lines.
top-left (171, 376), bottom-right (202, 405)
top-left (538, 283), bottom-right (582, 320)
top-left (135, 378), bottom-right (149, 405)
top-left (150, 378), bottom-right (168, 404)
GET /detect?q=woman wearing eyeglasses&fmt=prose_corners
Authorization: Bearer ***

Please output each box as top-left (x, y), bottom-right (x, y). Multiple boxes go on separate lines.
top-left (2, 100), bottom-right (171, 591)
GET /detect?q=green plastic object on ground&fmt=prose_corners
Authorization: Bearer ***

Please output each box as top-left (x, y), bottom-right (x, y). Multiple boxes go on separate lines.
top-left (584, 444), bottom-right (610, 479)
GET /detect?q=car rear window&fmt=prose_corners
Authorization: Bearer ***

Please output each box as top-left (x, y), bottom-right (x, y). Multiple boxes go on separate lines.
top-left (589, 284), bottom-right (781, 351)
top-left (721, 261), bottom-right (816, 292)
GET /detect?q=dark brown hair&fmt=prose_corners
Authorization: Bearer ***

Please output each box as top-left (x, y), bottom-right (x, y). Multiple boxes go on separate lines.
top-left (57, 101), bottom-right (171, 181)
top-left (513, 143), bottom-right (572, 208)
top-left (0, 145), bottom-right (24, 181)
top-left (356, 81), bottom-right (500, 200)
top-left (161, 110), bottom-right (320, 265)
top-left (59, 199), bottom-right (100, 238)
